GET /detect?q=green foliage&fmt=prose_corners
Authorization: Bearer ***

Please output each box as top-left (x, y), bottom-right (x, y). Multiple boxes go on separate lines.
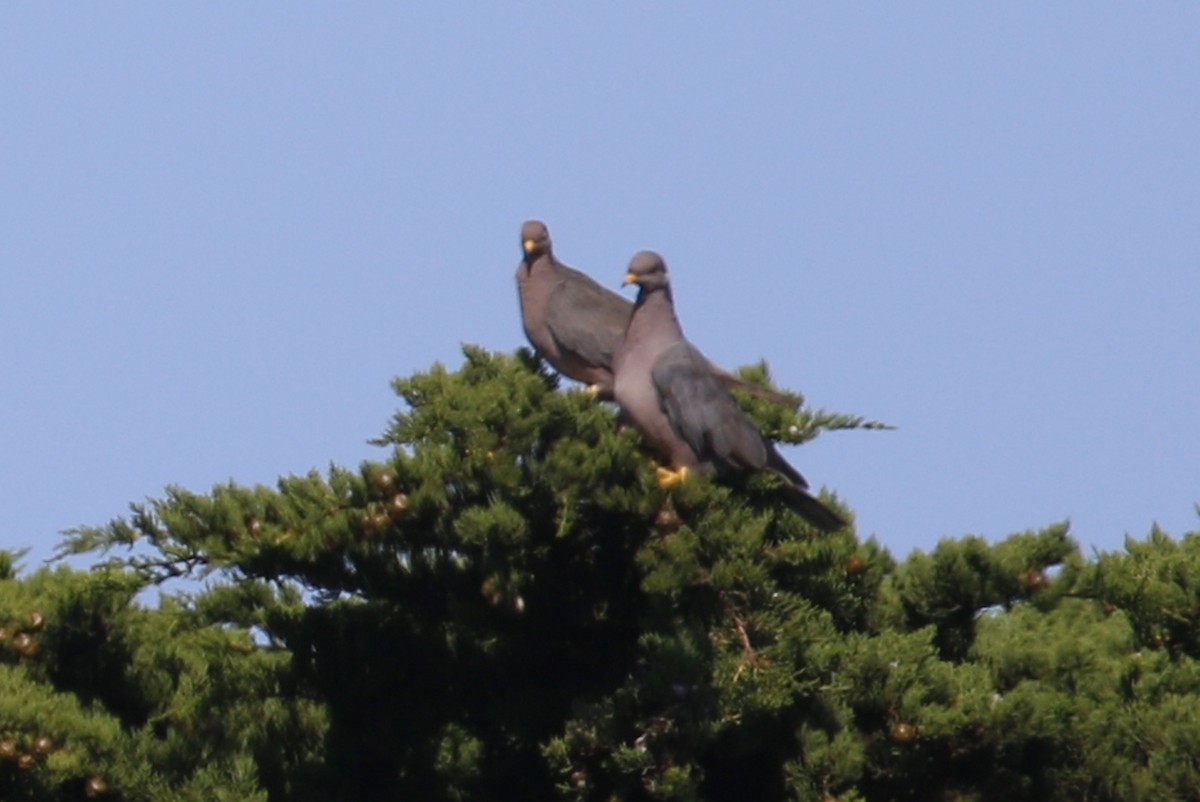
top-left (1, 346), bottom-right (1195, 801)
top-left (0, 564), bottom-right (325, 801)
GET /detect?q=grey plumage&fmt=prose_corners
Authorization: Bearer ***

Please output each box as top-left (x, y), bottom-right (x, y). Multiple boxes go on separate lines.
top-left (516, 220), bottom-right (630, 398)
top-left (612, 250), bottom-right (843, 532)
top-left (515, 220), bottom-right (800, 406)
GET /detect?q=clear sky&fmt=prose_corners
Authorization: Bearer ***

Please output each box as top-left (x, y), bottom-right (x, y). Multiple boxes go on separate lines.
top-left (3, 5), bottom-right (1197, 570)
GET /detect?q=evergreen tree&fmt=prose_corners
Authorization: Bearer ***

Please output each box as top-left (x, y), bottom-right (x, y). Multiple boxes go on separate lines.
top-left (0, 552), bottom-right (325, 801)
top-left (0, 346), bottom-right (1195, 801)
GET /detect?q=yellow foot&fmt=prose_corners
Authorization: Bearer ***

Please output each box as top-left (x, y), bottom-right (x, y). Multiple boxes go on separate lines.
top-left (655, 466), bottom-right (691, 489)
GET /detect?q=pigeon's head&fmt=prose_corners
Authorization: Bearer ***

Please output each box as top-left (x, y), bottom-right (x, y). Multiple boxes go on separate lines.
top-left (623, 250), bottom-right (670, 292)
top-left (520, 220), bottom-right (552, 262)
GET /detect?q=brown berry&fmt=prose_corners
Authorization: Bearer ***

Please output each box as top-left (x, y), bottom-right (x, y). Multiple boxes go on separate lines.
top-left (245, 517), bottom-right (263, 535)
top-left (26, 611), bottom-right (45, 632)
top-left (480, 579), bottom-right (502, 606)
top-left (890, 722), bottom-right (918, 743)
top-left (388, 493), bottom-right (409, 516)
top-left (85, 775), bottom-right (109, 797)
top-left (16, 753), bottom-right (34, 769)
top-left (844, 555), bottom-right (867, 575)
top-left (655, 507), bottom-right (683, 532)
top-left (0, 626), bottom-right (9, 643)
top-left (1021, 569), bottom-right (1048, 592)
top-left (374, 471), bottom-right (396, 491)
top-left (1102, 602), bottom-right (1116, 617)
top-left (0, 739), bottom-right (17, 760)
top-left (12, 632), bottom-right (38, 658)
top-left (32, 735), bottom-right (54, 755)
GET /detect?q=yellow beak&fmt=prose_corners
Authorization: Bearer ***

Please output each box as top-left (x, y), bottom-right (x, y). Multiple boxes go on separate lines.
top-left (623, 272), bottom-right (639, 286)
top-left (523, 239), bottom-right (536, 253)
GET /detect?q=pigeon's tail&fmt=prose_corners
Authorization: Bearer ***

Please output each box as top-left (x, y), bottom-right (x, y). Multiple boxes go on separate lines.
top-left (782, 484), bottom-right (845, 533)
top-left (709, 364), bottom-right (802, 410)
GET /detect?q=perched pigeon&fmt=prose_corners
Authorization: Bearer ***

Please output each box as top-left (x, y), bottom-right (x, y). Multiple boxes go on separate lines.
top-left (516, 220), bottom-right (799, 405)
top-left (612, 250), bottom-right (843, 532)
top-left (516, 220), bottom-right (630, 398)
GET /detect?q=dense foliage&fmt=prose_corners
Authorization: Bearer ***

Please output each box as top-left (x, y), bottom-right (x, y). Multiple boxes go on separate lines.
top-left (3, 347), bottom-right (1197, 801)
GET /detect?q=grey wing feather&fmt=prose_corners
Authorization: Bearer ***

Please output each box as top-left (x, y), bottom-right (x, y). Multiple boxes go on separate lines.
top-left (544, 267), bottom-right (632, 368)
top-left (652, 341), bottom-right (768, 471)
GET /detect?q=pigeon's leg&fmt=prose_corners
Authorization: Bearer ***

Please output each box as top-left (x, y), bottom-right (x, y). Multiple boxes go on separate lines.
top-left (655, 466), bottom-right (690, 489)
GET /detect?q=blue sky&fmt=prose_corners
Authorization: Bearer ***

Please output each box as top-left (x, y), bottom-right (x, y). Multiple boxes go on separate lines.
top-left (3, 5), bottom-right (1197, 570)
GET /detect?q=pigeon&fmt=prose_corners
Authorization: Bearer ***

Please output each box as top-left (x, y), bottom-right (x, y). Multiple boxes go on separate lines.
top-left (516, 220), bottom-right (630, 398)
top-left (516, 220), bottom-right (799, 406)
top-left (611, 250), bottom-right (844, 532)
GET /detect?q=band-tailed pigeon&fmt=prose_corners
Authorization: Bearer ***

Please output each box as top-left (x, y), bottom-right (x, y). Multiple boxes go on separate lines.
top-left (516, 220), bottom-right (630, 398)
top-left (612, 250), bottom-right (844, 532)
top-left (516, 220), bottom-right (798, 405)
